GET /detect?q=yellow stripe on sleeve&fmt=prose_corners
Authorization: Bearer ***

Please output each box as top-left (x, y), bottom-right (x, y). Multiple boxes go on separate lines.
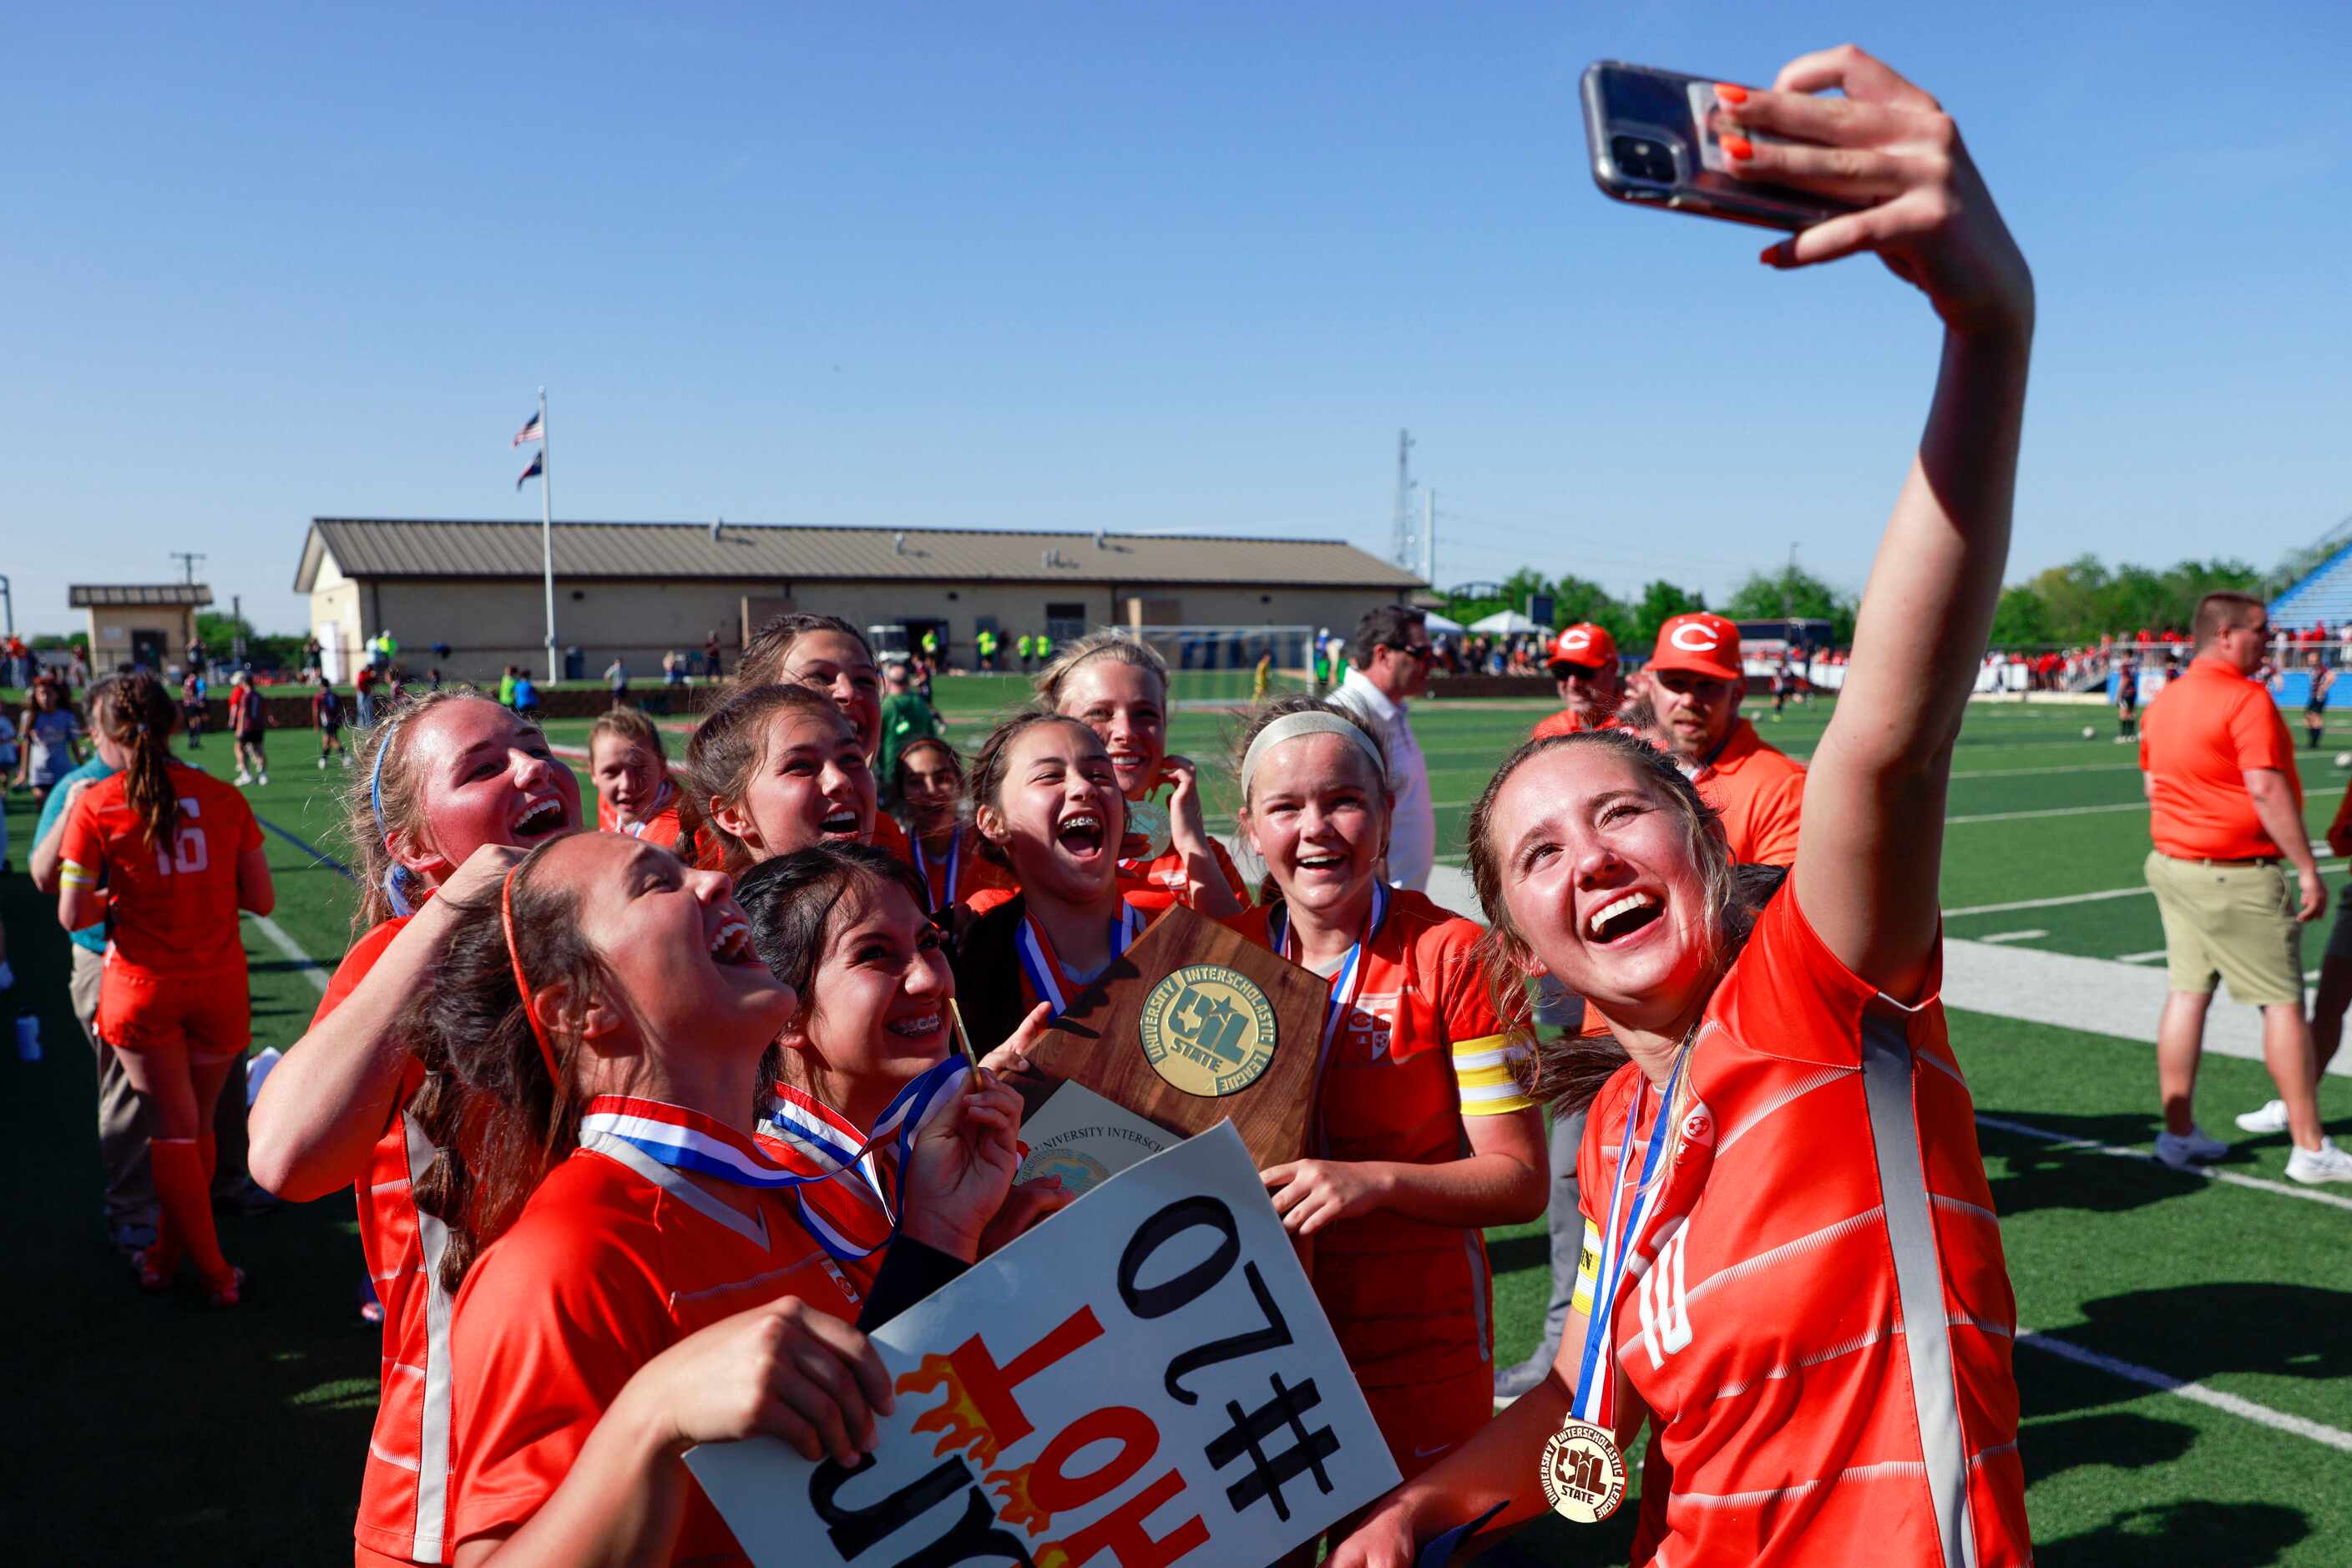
top-left (1452, 1032), bottom-right (1538, 1115)
top-left (59, 860), bottom-right (95, 888)
top-left (1571, 1217), bottom-right (1601, 1317)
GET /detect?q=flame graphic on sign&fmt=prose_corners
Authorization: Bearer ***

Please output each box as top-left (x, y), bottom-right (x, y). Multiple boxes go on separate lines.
top-left (983, 1459), bottom-right (1054, 1536)
top-left (897, 1353), bottom-right (1004, 1464)
top-left (1033, 1544), bottom-right (1076, 1568)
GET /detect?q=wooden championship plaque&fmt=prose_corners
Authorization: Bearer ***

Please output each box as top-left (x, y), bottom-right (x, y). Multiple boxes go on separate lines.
top-left (1012, 903), bottom-right (1331, 1170)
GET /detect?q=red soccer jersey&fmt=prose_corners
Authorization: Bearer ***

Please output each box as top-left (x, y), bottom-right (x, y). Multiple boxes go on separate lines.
top-left (58, 763), bottom-right (261, 977)
top-left (1227, 891), bottom-right (1536, 1390)
top-left (1115, 832), bottom-right (1251, 914)
top-left (448, 1133), bottom-right (862, 1563)
top-left (1576, 888), bottom-right (2026, 1568)
top-left (312, 916), bottom-right (464, 1565)
top-left (905, 828), bottom-right (1019, 915)
top-left (595, 776), bottom-right (689, 853)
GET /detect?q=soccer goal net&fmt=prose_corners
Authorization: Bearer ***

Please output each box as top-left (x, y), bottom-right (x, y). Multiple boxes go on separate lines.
top-left (1107, 624), bottom-right (1317, 704)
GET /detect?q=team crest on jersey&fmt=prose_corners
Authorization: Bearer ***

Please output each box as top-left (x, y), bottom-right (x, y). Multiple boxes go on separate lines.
top-left (1139, 965), bottom-right (1279, 1096)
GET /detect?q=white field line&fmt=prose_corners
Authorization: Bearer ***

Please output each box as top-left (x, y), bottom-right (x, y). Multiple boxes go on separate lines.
top-left (1975, 1113), bottom-right (2352, 1214)
top-left (2016, 1331), bottom-right (2352, 1454)
top-left (245, 913), bottom-right (330, 994)
top-left (1944, 860), bottom-right (2349, 918)
top-left (2117, 949), bottom-right (2168, 964)
top-left (1976, 930), bottom-right (2048, 944)
top-left (1946, 802), bottom-right (2147, 826)
top-left (1947, 761), bottom-right (2145, 780)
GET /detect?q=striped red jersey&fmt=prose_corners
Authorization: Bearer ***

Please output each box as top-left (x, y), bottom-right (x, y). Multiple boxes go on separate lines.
top-left (448, 1136), bottom-right (862, 1562)
top-left (1228, 890), bottom-right (1537, 1390)
top-left (1578, 888), bottom-right (2026, 1567)
top-left (1116, 832), bottom-right (1250, 913)
top-left (58, 764), bottom-right (261, 976)
top-left (595, 777), bottom-right (689, 852)
top-left (312, 916), bottom-right (463, 1565)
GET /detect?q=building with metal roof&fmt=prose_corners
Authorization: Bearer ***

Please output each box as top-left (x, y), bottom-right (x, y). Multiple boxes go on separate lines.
top-left (294, 518), bottom-right (1422, 681)
top-left (68, 583), bottom-right (213, 671)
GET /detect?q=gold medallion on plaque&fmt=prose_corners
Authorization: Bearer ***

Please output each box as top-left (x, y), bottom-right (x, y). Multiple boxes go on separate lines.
top-left (1138, 964), bottom-right (1279, 1097)
top-left (1539, 1418), bottom-right (1627, 1524)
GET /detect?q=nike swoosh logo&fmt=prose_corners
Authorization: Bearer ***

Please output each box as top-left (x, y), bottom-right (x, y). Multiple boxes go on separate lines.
top-left (1414, 1443), bottom-right (1451, 1459)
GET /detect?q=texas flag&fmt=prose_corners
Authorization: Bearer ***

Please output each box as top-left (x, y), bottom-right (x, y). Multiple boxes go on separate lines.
top-left (515, 450), bottom-right (544, 489)
top-left (512, 411), bottom-right (544, 446)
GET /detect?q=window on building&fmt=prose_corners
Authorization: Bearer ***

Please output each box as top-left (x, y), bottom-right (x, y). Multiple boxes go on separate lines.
top-left (1045, 603), bottom-right (1090, 645)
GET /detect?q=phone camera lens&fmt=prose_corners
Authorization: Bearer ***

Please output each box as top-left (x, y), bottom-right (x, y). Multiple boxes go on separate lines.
top-left (1611, 135), bottom-right (1675, 185)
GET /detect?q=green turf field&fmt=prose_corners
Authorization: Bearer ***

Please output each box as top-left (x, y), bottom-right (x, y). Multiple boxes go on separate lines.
top-left (5, 690), bottom-right (2349, 1562)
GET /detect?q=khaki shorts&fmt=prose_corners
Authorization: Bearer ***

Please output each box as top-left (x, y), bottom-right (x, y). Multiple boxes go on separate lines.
top-left (2143, 851), bottom-right (2304, 1006)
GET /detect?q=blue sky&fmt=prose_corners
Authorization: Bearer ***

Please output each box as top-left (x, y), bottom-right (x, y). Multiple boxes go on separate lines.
top-left (5, 2), bottom-right (2348, 636)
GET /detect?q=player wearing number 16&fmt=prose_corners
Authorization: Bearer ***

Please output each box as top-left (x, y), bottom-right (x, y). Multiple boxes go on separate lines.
top-left (57, 671), bottom-right (275, 1308)
top-left (1333, 43), bottom-right (2033, 1568)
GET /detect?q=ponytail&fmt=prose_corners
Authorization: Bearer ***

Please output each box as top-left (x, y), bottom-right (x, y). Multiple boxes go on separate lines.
top-left (103, 673), bottom-right (181, 847)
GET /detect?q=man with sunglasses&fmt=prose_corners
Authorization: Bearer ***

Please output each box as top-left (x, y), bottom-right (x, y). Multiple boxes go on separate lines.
top-left (1332, 604), bottom-right (1437, 891)
top-left (1532, 623), bottom-right (1626, 740)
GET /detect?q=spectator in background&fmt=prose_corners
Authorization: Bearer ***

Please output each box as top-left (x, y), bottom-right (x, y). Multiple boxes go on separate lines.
top-left (975, 625), bottom-right (999, 671)
top-left (1637, 611), bottom-right (1805, 867)
top-left (1532, 624), bottom-right (1624, 740)
top-left (498, 664), bottom-right (518, 709)
top-left (875, 659), bottom-right (942, 804)
top-left (311, 676), bottom-right (348, 767)
top-left (702, 628), bottom-right (723, 678)
top-left (180, 668), bottom-right (206, 750)
top-left (1328, 604), bottom-right (1435, 892)
top-left (1017, 630), bottom-right (1036, 673)
top-left (602, 655), bottom-right (630, 710)
top-left (3, 633), bottom-right (27, 689)
top-left (228, 671), bottom-right (268, 787)
top-left (2305, 655), bottom-right (2334, 751)
top-left (511, 667), bottom-right (539, 717)
top-left (2139, 591), bottom-right (2349, 1182)
top-left (16, 678), bottom-right (85, 802)
top-left (353, 662), bottom-right (379, 728)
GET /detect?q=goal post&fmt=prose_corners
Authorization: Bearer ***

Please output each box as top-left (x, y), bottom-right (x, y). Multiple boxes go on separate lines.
top-left (1104, 623), bottom-right (1318, 705)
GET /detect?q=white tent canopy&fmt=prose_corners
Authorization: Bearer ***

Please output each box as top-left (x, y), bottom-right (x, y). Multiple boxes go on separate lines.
top-left (1468, 609), bottom-right (1544, 635)
top-left (1422, 609), bottom-right (1465, 635)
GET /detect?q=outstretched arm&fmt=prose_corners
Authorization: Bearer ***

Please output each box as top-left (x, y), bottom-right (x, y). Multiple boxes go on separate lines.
top-left (1724, 46), bottom-right (2035, 999)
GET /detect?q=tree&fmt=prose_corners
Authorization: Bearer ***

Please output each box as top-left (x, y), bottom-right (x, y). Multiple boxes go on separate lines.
top-left (1986, 585), bottom-right (2051, 647)
top-left (1631, 580), bottom-right (1707, 646)
top-left (1722, 566), bottom-right (1857, 645)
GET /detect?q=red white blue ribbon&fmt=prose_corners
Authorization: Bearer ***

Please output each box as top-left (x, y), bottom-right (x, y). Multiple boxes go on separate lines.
top-left (908, 827), bottom-right (961, 914)
top-left (1015, 902), bottom-right (1146, 1018)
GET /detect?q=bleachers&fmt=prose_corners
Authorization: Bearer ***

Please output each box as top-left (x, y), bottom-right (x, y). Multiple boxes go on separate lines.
top-left (2270, 530), bottom-right (2352, 634)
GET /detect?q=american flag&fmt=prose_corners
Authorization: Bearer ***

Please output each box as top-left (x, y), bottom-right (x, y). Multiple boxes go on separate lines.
top-left (515, 451), bottom-right (544, 489)
top-left (512, 411), bottom-right (544, 446)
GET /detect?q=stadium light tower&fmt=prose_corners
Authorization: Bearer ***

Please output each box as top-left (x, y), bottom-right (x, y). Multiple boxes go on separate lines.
top-left (1391, 429), bottom-right (1418, 572)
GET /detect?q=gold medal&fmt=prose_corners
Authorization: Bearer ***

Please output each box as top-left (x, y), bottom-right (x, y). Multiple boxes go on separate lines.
top-left (1124, 795), bottom-right (1172, 861)
top-left (1539, 1417), bottom-right (1627, 1524)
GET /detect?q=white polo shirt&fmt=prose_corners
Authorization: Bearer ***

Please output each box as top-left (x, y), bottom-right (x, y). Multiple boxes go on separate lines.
top-left (1332, 666), bottom-right (1434, 892)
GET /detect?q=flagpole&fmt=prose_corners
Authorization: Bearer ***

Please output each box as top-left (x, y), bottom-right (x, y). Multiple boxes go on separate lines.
top-left (538, 387), bottom-right (558, 683)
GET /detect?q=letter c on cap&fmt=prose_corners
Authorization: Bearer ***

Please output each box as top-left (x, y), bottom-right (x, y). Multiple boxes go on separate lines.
top-left (1564, 631), bottom-right (1590, 650)
top-left (1669, 623), bottom-right (1718, 652)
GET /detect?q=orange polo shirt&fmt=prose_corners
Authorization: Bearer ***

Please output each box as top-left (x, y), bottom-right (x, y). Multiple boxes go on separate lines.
top-left (1693, 718), bottom-right (1805, 867)
top-left (2140, 655), bottom-right (2299, 861)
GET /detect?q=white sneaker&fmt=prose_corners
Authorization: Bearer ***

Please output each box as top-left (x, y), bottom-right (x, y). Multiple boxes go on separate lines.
top-left (232, 771), bottom-right (252, 786)
top-left (316, 756), bottom-right (327, 770)
top-left (2155, 1125), bottom-right (2230, 1169)
top-left (2285, 1138), bottom-right (2352, 1185)
top-left (2235, 1100), bottom-right (2289, 1135)
top-left (257, 773), bottom-right (269, 786)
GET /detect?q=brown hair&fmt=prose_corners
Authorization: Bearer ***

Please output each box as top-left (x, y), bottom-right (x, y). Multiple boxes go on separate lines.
top-left (98, 672), bottom-right (180, 847)
top-left (589, 705), bottom-right (667, 765)
top-left (681, 683), bottom-right (855, 872)
top-left (1462, 727), bottom-right (1773, 1115)
top-left (964, 711), bottom-right (1120, 868)
top-left (1032, 631), bottom-right (1168, 711)
top-left (2193, 592), bottom-right (2266, 647)
top-left (737, 614), bottom-right (874, 691)
top-left (341, 689), bottom-right (513, 939)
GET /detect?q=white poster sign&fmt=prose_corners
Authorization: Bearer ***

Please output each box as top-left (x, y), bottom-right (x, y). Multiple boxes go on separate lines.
top-left (687, 1121), bottom-right (1401, 1566)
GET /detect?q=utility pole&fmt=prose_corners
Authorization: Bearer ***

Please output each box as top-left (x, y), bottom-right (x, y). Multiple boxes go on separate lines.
top-left (1391, 429), bottom-right (1417, 572)
top-left (170, 551), bottom-right (205, 584)
top-left (0, 574), bottom-right (12, 638)
top-left (231, 594), bottom-right (245, 665)
top-left (1424, 488), bottom-right (1437, 591)
top-left (537, 387), bottom-right (559, 683)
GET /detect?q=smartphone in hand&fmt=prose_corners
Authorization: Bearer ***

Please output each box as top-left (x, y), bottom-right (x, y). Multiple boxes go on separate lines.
top-left (1581, 61), bottom-right (1855, 230)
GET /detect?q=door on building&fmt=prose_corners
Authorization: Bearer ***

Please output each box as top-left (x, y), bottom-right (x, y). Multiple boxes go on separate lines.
top-left (1044, 603), bottom-right (1090, 647)
top-left (129, 629), bottom-right (168, 671)
top-left (901, 618), bottom-right (950, 665)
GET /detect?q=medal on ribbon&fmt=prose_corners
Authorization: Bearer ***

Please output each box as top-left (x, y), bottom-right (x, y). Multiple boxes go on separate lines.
top-left (1122, 794), bottom-right (1172, 862)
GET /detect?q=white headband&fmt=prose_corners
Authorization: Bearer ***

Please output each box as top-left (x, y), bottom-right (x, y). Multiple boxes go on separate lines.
top-left (1239, 711), bottom-right (1388, 802)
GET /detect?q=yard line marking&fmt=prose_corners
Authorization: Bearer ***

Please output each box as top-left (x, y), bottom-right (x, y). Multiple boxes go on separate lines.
top-left (1945, 802), bottom-right (2147, 826)
top-left (1976, 930), bottom-right (2047, 944)
top-left (1944, 860), bottom-right (2349, 918)
top-left (2016, 1330), bottom-right (2352, 1454)
top-left (1975, 1113), bottom-right (2352, 1214)
top-left (1947, 761), bottom-right (2143, 780)
top-left (245, 913), bottom-right (331, 994)
top-left (2117, 949), bottom-right (2168, 964)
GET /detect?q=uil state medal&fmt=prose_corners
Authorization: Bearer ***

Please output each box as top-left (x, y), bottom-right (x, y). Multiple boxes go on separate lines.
top-left (1139, 964), bottom-right (1278, 1096)
top-left (1540, 1418), bottom-right (1626, 1524)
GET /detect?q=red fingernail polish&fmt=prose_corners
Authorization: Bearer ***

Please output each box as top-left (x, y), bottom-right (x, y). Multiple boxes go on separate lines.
top-left (1724, 136), bottom-right (1753, 161)
top-left (1715, 83), bottom-right (1748, 104)
top-left (1758, 245), bottom-right (1780, 266)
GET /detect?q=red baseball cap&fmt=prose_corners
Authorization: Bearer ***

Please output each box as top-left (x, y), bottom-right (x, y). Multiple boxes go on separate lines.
top-left (1545, 624), bottom-right (1618, 673)
top-left (1648, 612), bottom-right (1743, 682)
